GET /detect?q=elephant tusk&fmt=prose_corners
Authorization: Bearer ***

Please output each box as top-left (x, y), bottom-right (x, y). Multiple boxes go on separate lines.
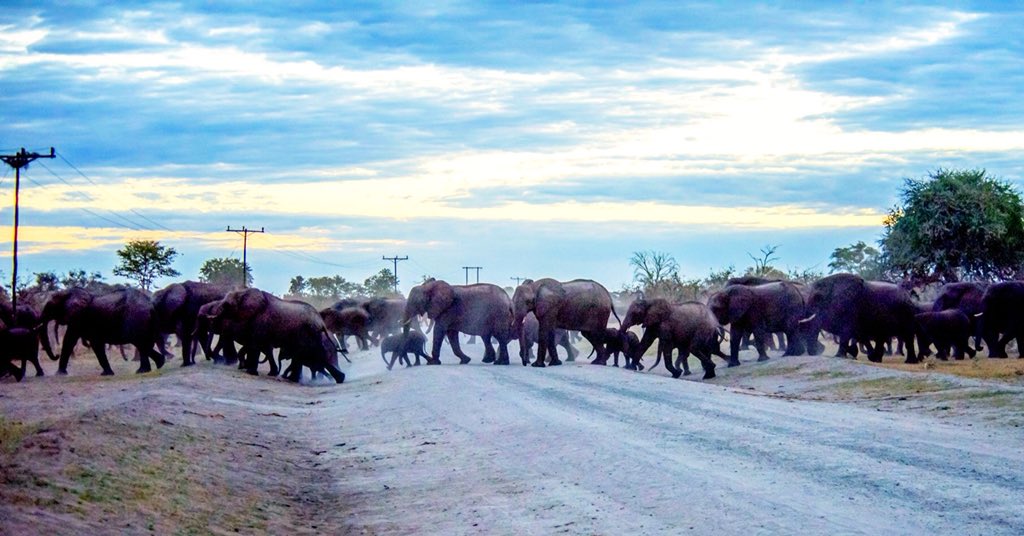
top-left (974, 312), bottom-right (984, 318)
top-left (798, 313), bottom-right (817, 324)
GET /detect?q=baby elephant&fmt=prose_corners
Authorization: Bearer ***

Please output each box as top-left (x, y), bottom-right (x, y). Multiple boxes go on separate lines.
top-left (915, 310), bottom-right (977, 360)
top-left (0, 327), bottom-right (42, 382)
top-left (380, 331), bottom-right (431, 370)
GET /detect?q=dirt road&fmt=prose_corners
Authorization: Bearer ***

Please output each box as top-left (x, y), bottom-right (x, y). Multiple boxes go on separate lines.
top-left (3, 343), bottom-right (1024, 534)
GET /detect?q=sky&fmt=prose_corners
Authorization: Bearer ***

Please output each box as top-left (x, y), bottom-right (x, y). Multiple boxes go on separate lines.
top-left (2, 1), bottom-right (1023, 295)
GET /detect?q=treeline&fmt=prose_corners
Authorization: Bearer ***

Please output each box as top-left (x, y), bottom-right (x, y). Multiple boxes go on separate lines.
top-left (285, 269), bottom-right (400, 307)
top-left (629, 169), bottom-right (1024, 301)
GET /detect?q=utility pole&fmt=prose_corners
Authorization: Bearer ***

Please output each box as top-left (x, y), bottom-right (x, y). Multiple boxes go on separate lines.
top-left (2, 147), bottom-right (55, 314)
top-left (226, 226), bottom-right (264, 288)
top-left (462, 266), bottom-right (482, 285)
top-left (510, 276), bottom-right (527, 287)
top-left (382, 255), bottom-right (408, 294)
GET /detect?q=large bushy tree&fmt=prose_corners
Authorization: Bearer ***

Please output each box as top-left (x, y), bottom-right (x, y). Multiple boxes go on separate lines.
top-left (199, 257), bottom-right (252, 288)
top-left (829, 241), bottom-right (884, 279)
top-left (880, 169), bottom-right (1024, 281)
top-left (113, 240), bottom-right (180, 291)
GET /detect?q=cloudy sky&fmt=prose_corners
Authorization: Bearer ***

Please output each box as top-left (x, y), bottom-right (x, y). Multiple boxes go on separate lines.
top-left (2, 1), bottom-right (1023, 294)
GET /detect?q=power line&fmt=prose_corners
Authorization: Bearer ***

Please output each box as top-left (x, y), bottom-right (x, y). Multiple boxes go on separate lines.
top-left (510, 276), bottom-right (528, 286)
top-left (55, 150), bottom-right (99, 186)
top-left (35, 160), bottom-right (151, 231)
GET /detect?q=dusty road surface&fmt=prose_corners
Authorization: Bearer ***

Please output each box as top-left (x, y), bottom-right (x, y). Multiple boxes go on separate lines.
top-left (3, 341), bottom-right (1024, 535)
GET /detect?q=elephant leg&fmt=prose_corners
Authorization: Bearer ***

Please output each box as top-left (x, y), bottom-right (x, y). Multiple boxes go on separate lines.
top-left (492, 335), bottom-right (511, 365)
top-left (90, 342), bottom-right (116, 376)
top-left (678, 349), bottom-right (691, 376)
top-left (429, 329), bottom-right (445, 364)
top-left (663, 346), bottom-right (682, 379)
top-left (481, 334), bottom-right (496, 363)
top-left (727, 327), bottom-right (742, 366)
top-left (533, 325), bottom-right (551, 368)
top-left (244, 347), bottom-right (261, 375)
top-left (55, 329), bottom-right (80, 375)
top-left (447, 331), bottom-right (471, 364)
top-left (266, 349), bottom-right (280, 377)
top-left (782, 327), bottom-right (803, 356)
top-left (867, 337), bottom-right (885, 363)
top-left (544, 330), bottom-right (562, 366)
top-left (179, 327), bottom-right (195, 366)
top-left (324, 361), bottom-right (345, 383)
top-left (694, 350), bottom-right (717, 380)
top-left (751, 327), bottom-right (770, 361)
top-left (582, 330), bottom-right (606, 366)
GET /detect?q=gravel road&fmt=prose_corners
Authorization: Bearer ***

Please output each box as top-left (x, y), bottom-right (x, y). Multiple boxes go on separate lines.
top-left (321, 347), bottom-right (1024, 535)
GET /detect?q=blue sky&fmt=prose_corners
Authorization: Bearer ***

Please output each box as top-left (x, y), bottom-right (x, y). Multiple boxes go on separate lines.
top-left (2, 1), bottom-right (1023, 294)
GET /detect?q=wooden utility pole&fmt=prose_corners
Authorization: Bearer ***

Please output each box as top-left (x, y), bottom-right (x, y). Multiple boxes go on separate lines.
top-left (1, 147), bottom-right (55, 313)
top-left (382, 255), bottom-right (408, 294)
top-left (510, 276), bottom-right (527, 286)
top-left (462, 266), bottom-right (482, 285)
top-left (226, 226), bottom-right (264, 288)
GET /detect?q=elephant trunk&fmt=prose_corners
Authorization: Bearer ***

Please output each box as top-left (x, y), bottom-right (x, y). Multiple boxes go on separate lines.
top-left (38, 320), bottom-right (59, 361)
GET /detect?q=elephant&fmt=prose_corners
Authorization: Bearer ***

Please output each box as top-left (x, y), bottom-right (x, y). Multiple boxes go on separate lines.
top-left (0, 327), bottom-right (40, 382)
top-left (586, 327), bottom-right (637, 368)
top-left (38, 287), bottom-right (166, 375)
top-left (403, 279), bottom-right (515, 365)
top-left (193, 299), bottom-right (241, 364)
top-left (152, 280), bottom-right (229, 366)
top-left (320, 305), bottom-right (373, 351)
top-left (0, 302), bottom-right (45, 377)
top-left (802, 273), bottom-right (919, 363)
top-left (211, 289), bottom-right (344, 383)
top-left (380, 331), bottom-right (430, 370)
top-left (708, 281), bottom-right (808, 365)
top-left (518, 312), bottom-right (578, 364)
top-left (363, 297), bottom-right (406, 343)
top-left (620, 298), bottom-right (721, 379)
top-left (978, 281), bottom-right (1024, 358)
top-left (915, 310), bottom-right (977, 360)
top-left (512, 278), bottom-right (620, 367)
top-left (933, 282), bottom-right (987, 352)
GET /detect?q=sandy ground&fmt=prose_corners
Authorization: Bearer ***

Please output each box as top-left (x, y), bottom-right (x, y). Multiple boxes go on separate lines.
top-left (3, 338), bottom-right (1024, 535)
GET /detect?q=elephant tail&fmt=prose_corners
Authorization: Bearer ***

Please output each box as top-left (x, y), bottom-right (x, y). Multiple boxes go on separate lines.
top-left (381, 344), bottom-right (389, 366)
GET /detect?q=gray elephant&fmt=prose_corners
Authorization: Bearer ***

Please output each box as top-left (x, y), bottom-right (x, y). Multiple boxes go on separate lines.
top-left (212, 288), bottom-right (344, 383)
top-left (708, 281), bottom-right (809, 365)
top-left (977, 281), bottom-right (1024, 358)
top-left (380, 331), bottom-right (430, 370)
top-left (39, 287), bottom-right (166, 375)
top-left (321, 305), bottom-right (373, 351)
top-left (518, 311), bottom-right (578, 364)
top-left (512, 278), bottom-right (620, 367)
top-left (915, 310), bottom-right (976, 360)
top-left (152, 280), bottom-right (229, 366)
top-left (802, 273), bottom-right (919, 363)
top-left (620, 298), bottom-right (721, 379)
top-left (363, 297), bottom-right (406, 342)
top-left (0, 302), bottom-right (44, 378)
top-left (193, 299), bottom-right (239, 364)
top-left (403, 278), bottom-right (515, 365)
top-left (0, 327), bottom-right (40, 382)
top-left (932, 282), bottom-right (986, 352)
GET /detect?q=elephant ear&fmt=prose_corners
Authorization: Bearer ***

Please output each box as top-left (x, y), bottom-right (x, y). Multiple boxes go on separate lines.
top-left (727, 287), bottom-right (753, 322)
top-left (427, 281), bottom-right (455, 318)
top-left (535, 283), bottom-right (565, 320)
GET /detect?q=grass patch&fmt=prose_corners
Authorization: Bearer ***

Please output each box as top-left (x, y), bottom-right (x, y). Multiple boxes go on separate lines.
top-left (0, 416), bottom-right (41, 455)
top-left (827, 376), bottom-right (955, 398)
top-left (866, 356), bottom-right (1024, 382)
top-left (741, 364), bottom-right (805, 378)
top-left (807, 369), bottom-right (857, 380)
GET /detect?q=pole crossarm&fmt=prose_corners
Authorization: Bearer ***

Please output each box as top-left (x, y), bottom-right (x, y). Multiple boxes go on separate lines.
top-left (2, 147), bottom-right (56, 313)
top-left (462, 266), bottom-right (483, 285)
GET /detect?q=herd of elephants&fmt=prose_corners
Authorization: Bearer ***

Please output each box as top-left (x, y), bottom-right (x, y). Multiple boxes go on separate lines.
top-left (2, 272), bottom-right (1023, 384)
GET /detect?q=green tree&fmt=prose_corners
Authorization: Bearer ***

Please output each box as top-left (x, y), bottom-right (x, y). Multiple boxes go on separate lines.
top-left (113, 240), bottom-right (181, 291)
top-left (199, 257), bottom-right (252, 288)
top-left (289, 275), bottom-right (307, 295)
top-left (880, 168), bottom-right (1024, 281)
top-left (829, 241), bottom-right (883, 279)
top-left (305, 275), bottom-right (361, 300)
top-left (744, 244), bottom-right (784, 278)
top-left (32, 271), bottom-right (61, 292)
top-left (61, 269), bottom-right (105, 290)
top-left (363, 269), bottom-right (398, 297)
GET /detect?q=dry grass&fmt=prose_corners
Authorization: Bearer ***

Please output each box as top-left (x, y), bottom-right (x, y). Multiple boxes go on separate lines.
top-left (864, 355), bottom-right (1024, 382)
